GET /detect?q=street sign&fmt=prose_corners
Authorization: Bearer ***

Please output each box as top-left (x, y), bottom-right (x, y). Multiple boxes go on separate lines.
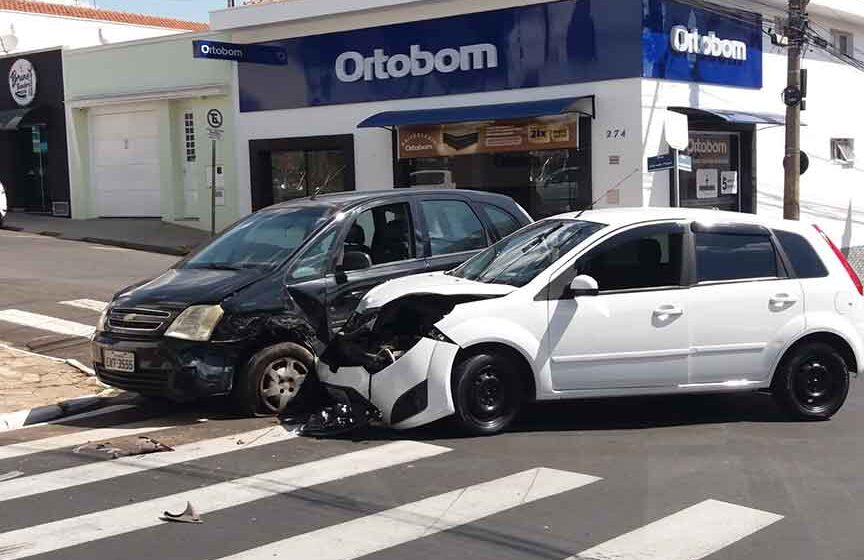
top-left (677, 153), bottom-right (692, 172)
top-left (193, 40), bottom-right (288, 65)
top-left (647, 153), bottom-right (674, 172)
top-left (206, 109), bottom-right (223, 129)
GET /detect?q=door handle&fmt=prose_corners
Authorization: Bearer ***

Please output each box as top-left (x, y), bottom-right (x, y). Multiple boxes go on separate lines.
top-left (653, 304), bottom-right (683, 317)
top-left (770, 293), bottom-right (798, 305)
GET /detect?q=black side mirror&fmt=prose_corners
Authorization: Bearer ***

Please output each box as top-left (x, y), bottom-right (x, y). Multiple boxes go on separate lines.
top-left (341, 250), bottom-right (372, 272)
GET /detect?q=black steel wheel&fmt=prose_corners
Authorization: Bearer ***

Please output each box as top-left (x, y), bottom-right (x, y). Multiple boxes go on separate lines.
top-left (233, 343), bottom-right (314, 417)
top-left (452, 349), bottom-right (523, 435)
top-left (773, 341), bottom-right (850, 420)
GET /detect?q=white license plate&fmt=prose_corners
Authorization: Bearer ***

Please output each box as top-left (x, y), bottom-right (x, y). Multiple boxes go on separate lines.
top-left (103, 350), bottom-right (135, 373)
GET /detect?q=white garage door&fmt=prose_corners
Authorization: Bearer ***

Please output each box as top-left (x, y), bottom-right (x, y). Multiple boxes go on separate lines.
top-left (92, 111), bottom-right (161, 217)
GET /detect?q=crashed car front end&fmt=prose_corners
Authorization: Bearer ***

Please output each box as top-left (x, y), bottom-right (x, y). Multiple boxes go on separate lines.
top-left (309, 275), bottom-right (515, 433)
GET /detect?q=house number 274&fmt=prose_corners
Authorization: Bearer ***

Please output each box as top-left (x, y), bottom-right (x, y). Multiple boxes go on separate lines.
top-left (606, 129), bottom-right (626, 139)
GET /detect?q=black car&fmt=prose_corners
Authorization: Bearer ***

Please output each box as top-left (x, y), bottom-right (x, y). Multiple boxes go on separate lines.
top-left (92, 189), bottom-right (531, 414)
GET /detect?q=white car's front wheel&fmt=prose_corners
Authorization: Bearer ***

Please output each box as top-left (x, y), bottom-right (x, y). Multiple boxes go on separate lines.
top-left (451, 349), bottom-right (523, 436)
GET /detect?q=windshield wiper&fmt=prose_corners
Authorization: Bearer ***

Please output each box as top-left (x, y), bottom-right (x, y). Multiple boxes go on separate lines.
top-left (193, 262), bottom-right (243, 271)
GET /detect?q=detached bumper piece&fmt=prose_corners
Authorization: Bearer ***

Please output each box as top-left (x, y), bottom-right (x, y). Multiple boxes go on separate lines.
top-left (300, 386), bottom-right (382, 437)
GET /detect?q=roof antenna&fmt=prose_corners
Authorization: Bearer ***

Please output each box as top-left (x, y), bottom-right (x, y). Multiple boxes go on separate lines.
top-left (573, 167), bottom-right (640, 220)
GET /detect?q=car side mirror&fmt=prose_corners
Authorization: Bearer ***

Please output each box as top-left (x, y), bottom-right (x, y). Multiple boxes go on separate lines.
top-left (341, 250), bottom-right (372, 272)
top-left (569, 274), bottom-right (599, 297)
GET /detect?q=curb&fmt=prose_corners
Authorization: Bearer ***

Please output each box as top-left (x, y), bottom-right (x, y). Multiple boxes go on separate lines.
top-left (0, 393), bottom-right (129, 432)
top-left (80, 237), bottom-right (192, 256)
top-left (0, 225), bottom-right (23, 232)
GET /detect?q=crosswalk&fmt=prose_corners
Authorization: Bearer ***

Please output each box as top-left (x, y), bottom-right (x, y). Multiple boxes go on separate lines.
top-left (0, 297), bottom-right (107, 360)
top-left (0, 411), bottom-right (785, 560)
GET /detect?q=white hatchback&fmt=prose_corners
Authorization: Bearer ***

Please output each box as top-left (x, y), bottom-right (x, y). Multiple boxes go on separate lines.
top-left (0, 181), bottom-right (6, 227)
top-left (317, 208), bottom-right (864, 435)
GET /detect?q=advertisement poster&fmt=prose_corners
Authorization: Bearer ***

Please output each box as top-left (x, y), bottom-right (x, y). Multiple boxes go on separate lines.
top-left (696, 169), bottom-right (719, 199)
top-left (720, 171), bottom-right (738, 195)
top-left (398, 116), bottom-right (578, 159)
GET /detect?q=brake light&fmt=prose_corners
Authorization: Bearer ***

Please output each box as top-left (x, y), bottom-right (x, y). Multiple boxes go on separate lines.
top-left (813, 225), bottom-right (863, 295)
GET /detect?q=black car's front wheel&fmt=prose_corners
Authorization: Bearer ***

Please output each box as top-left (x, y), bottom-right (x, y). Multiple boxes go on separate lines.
top-left (234, 342), bottom-right (314, 416)
top-left (451, 349), bottom-right (523, 436)
top-left (772, 341), bottom-right (850, 420)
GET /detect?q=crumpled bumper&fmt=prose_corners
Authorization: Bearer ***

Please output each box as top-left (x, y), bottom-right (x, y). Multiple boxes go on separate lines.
top-left (317, 337), bottom-right (460, 430)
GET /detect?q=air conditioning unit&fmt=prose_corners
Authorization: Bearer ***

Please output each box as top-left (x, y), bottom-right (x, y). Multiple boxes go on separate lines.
top-left (52, 201), bottom-right (70, 217)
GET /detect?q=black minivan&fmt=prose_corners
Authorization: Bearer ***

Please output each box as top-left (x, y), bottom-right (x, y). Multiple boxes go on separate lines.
top-left (92, 189), bottom-right (531, 415)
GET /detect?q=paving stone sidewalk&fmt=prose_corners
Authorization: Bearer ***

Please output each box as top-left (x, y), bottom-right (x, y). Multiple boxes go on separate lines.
top-left (0, 343), bottom-right (111, 414)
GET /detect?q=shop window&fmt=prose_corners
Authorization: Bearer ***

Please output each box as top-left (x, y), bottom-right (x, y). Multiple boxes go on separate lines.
top-left (272, 149), bottom-right (347, 203)
top-left (695, 233), bottom-right (778, 282)
top-left (831, 138), bottom-right (855, 167)
top-left (184, 112), bottom-right (196, 163)
top-left (419, 199), bottom-right (487, 256)
top-left (681, 132), bottom-right (741, 212)
top-left (832, 29), bottom-right (854, 57)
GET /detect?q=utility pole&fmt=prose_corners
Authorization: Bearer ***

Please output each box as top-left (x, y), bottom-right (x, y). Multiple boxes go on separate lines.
top-left (783, 0), bottom-right (809, 220)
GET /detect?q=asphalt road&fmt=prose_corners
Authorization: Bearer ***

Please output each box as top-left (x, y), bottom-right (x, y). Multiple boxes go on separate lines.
top-left (0, 230), bottom-right (862, 560)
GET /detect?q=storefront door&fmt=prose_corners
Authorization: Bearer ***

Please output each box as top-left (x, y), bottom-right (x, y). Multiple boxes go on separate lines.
top-left (13, 125), bottom-right (49, 212)
top-left (679, 130), bottom-right (753, 213)
top-left (249, 135), bottom-right (355, 210)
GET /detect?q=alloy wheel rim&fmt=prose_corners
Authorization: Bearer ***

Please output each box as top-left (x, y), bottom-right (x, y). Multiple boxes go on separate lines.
top-left (259, 358), bottom-right (307, 413)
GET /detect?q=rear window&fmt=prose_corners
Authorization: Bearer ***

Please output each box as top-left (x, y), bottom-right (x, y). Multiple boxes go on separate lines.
top-left (695, 232), bottom-right (779, 282)
top-left (774, 230), bottom-right (829, 278)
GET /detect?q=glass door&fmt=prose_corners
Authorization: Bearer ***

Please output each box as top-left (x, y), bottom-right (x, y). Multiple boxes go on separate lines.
top-left (680, 132), bottom-right (741, 212)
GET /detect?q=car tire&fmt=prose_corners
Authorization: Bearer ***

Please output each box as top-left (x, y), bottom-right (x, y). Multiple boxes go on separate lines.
top-left (233, 343), bottom-right (314, 417)
top-left (451, 349), bottom-right (523, 436)
top-left (772, 341), bottom-right (850, 421)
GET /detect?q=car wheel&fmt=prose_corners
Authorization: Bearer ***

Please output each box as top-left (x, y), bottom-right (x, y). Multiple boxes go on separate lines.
top-left (772, 341), bottom-right (850, 420)
top-left (451, 349), bottom-right (523, 435)
top-left (234, 343), bottom-right (314, 417)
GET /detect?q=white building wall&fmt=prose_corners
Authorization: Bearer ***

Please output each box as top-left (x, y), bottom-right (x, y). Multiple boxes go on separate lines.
top-left (0, 10), bottom-right (187, 54)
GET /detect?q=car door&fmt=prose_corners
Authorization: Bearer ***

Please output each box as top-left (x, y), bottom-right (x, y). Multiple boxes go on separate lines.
top-left (545, 222), bottom-right (690, 391)
top-left (687, 223), bottom-right (805, 385)
top-left (325, 199), bottom-right (428, 334)
top-left (417, 196), bottom-right (491, 272)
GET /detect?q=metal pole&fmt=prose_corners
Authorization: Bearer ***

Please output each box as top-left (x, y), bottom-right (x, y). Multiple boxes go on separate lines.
top-left (671, 148), bottom-right (680, 207)
top-left (210, 139), bottom-right (216, 237)
top-left (783, 0), bottom-right (808, 220)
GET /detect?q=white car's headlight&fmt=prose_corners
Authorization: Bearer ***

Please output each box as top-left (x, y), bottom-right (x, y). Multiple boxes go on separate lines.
top-left (96, 308), bottom-right (109, 332)
top-left (164, 305), bottom-right (224, 341)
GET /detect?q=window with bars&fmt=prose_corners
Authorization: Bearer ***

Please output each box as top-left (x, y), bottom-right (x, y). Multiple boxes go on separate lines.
top-left (831, 138), bottom-right (855, 167)
top-left (832, 29), bottom-right (854, 57)
top-left (184, 112), bottom-right (196, 162)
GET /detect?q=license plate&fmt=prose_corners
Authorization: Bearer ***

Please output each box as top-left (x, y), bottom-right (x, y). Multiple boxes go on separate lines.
top-left (103, 350), bottom-right (135, 373)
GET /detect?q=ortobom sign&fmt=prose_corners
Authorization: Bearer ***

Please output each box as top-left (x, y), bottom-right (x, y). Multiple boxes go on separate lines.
top-left (193, 40), bottom-right (287, 66)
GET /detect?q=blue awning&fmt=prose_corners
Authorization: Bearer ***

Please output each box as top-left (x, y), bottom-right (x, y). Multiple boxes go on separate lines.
top-left (669, 107), bottom-right (786, 126)
top-left (358, 96), bottom-right (595, 128)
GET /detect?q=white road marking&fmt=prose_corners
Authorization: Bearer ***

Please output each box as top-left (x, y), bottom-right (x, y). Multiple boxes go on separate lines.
top-left (0, 426), bottom-right (299, 502)
top-left (0, 309), bottom-right (94, 338)
top-left (575, 499), bottom-right (783, 560)
top-left (219, 468), bottom-right (600, 560)
top-left (0, 422), bottom-right (177, 462)
top-left (89, 246), bottom-right (129, 252)
top-left (0, 440), bottom-right (451, 560)
top-left (1, 404), bottom-right (134, 433)
top-left (58, 299), bottom-right (108, 313)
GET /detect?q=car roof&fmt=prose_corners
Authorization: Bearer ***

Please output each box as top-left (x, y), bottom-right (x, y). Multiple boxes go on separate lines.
top-left (266, 189), bottom-right (516, 212)
top-left (558, 207), bottom-right (812, 232)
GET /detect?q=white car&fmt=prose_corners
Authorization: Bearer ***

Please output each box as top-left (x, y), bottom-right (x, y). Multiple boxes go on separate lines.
top-left (0, 181), bottom-right (6, 227)
top-left (316, 208), bottom-right (863, 435)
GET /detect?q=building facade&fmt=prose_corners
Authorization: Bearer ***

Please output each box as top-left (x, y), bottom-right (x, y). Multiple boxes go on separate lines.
top-left (0, 0), bottom-right (206, 215)
top-left (205, 0), bottom-right (864, 250)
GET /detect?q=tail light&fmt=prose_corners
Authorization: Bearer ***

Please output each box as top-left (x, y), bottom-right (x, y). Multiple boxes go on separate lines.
top-left (813, 225), bottom-right (863, 295)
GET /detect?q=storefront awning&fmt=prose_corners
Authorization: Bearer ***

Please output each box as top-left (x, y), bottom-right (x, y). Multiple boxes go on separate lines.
top-left (0, 108), bottom-right (31, 131)
top-left (668, 107), bottom-right (786, 126)
top-left (358, 96), bottom-right (596, 129)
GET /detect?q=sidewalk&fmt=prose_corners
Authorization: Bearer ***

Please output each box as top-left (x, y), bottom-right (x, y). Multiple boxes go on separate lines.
top-left (0, 343), bottom-right (115, 416)
top-left (2, 213), bottom-right (211, 256)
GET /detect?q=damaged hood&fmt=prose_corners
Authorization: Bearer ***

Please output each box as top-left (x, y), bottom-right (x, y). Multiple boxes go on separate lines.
top-left (357, 272), bottom-right (516, 312)
top-left (114, 268), bottom-right (267, 308)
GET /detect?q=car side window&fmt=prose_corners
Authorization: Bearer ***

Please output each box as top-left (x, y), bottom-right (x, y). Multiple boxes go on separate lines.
top-left (420, 199), bottom-right (487, 256)
top-left (481, 204), bottom-right (522, 239)
top-left (343, 202), bottom-right (415, 267)
top-left (773, 230), bottom-right (829, 279)
top-left (573, 224), bottom-right (685, 292)
top-left (287, 228), bottom-right (338, 281)
top-left (695, 232), bottom-right (779, 282)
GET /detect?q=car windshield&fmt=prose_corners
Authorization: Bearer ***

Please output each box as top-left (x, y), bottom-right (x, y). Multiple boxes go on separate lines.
top-left (448, 219), bottom-right (605, 287)
top-left (183, 206), bottom-right (332, 270)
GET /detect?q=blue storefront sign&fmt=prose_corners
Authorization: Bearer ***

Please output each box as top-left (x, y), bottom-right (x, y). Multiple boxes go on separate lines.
top-left (642, 0), bottom-right (763, 88)
top-left (238, 0), bottom-right (763, 113)
top-left (239, 0), bottom-right (643, 112)
top-left (193, 40), bottom-right (287, 65)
